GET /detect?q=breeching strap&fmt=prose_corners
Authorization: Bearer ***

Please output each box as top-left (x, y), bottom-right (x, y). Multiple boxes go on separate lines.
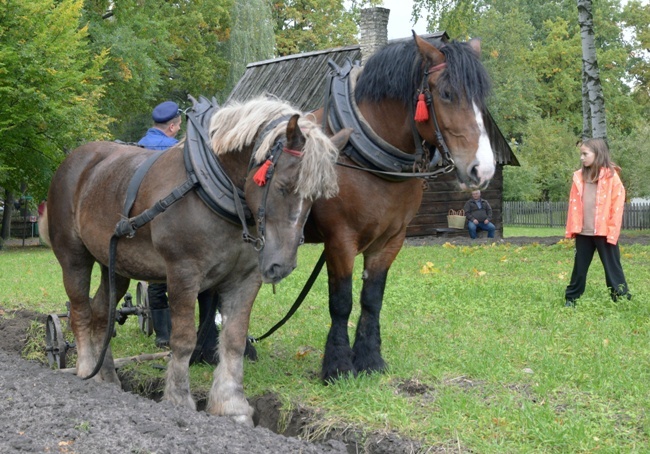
top-left (250, 250), bottom-right (326, 343)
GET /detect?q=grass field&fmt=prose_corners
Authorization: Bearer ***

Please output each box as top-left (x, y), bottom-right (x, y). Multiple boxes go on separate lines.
top-left (1, 230), bottom-right (649, 452)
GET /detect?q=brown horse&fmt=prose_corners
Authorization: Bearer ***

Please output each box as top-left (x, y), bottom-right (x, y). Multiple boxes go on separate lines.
top-left (45, 97), bottom-right (350, 425)
top-left (305, 33), bottom-right (496, 381)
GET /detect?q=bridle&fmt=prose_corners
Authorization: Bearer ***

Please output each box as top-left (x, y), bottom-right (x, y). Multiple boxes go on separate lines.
top-left (245, 119), bottom-right (304, 251)
top-left (413, 61), bottom-right (456, 176)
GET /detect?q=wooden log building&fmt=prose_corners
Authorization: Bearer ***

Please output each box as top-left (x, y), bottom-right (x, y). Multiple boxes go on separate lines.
top-left (227, 7), bottom-right (518, 238)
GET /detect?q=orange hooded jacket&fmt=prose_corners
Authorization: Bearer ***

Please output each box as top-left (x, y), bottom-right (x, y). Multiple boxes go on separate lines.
top-left (565, 167), bottom-right (625, 245)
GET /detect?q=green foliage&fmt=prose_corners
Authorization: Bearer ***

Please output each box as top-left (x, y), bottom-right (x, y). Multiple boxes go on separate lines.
top-left (502, 159), bottom-right (540, 201)
top-left (220, 0), bottom-right (275, 100)
top-left (472, 8), bottom-right (539, 140)
top-left (0, 0), bottom-right (109, 196)
top-left (527, 18), bottom-right (583, 129)
top-left (507, 117), bottom-right (578, 201)
top-left (271, 0), bottom-right (362, 56)
top-left (610, 124), bottom-right (650, 199)
top-left (82, 0), bottom-right (232, 141)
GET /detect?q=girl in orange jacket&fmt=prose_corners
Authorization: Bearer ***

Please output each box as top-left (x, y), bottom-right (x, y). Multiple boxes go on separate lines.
top-left (564, 138), bottom-right (631, 307)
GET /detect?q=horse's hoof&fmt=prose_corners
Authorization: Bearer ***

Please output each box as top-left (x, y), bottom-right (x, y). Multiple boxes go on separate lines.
top-left (321, 368), bottom-right (355, 384)
top-left (353, 358), bottom-right (387, 375)
top-left (231, 414), bottom-right (254, 427)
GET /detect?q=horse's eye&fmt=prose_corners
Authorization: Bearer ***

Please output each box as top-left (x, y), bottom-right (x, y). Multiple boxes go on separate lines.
top-left (440, 90), bottom-right (452, 101)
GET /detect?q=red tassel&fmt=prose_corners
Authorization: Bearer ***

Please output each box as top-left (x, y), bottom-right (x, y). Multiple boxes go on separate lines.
top-left (414, 93), bottom-right (429, 122)
top-left (253, 159), bottom-right (273, 186)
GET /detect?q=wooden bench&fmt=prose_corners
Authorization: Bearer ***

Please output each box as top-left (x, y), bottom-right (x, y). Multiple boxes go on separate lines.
top-left (435, 228), bottom-right (462, 238)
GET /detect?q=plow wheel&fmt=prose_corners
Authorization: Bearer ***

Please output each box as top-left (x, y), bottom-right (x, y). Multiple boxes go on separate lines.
top-left (45, 314), bottom-right (68, 369)
top-left (136, 281), bottom-right (153, 336)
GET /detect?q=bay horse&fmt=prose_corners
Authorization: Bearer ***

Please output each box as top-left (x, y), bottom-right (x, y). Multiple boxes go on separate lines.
top-left (305, 33), bottom-right (496, 381)
top-left (45, 97), bottom-right (351, 425)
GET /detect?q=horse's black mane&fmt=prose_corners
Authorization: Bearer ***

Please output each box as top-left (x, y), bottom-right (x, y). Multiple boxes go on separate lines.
top-left (354, 40), bottom-right (491, 110)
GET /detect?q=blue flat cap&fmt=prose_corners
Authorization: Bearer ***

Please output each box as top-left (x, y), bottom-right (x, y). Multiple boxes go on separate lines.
top-left (152, 101), bottom-right (180, 123)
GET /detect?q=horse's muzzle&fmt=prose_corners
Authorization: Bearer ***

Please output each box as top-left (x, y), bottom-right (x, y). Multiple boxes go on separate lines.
top-left (261, 261), bottom-right (297, 284)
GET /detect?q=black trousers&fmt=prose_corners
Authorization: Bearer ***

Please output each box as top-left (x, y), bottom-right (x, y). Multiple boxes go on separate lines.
top-left (565, 235), bottom-right (629, 301)
top-left (148, 283), bottom-right (169, 310)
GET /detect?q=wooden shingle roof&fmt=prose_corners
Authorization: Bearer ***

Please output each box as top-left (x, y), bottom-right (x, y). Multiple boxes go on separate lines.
top-left (227, 32), bottom-right (518, 166)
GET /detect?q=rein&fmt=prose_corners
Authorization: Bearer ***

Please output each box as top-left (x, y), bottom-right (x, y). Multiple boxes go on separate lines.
top-left (251, 250), bottom-right (326, 343)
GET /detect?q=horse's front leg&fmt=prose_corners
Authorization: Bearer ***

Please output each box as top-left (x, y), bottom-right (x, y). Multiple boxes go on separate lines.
top-left (322, 246), bottom-right (357, 382)
top-left (164, 279), bottom-right (199, 410)
top-left (352, 237), bottom-right (404, 375)
top-left (206, 277), bottom-right (260, 426)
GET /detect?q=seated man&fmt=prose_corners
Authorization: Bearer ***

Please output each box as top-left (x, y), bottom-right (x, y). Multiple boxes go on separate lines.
top-left (463, 190), bottom-right (496, 239)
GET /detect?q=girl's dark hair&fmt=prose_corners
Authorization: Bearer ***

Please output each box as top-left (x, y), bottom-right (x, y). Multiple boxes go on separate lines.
top-left (579, 138), bottom-right (619, 182)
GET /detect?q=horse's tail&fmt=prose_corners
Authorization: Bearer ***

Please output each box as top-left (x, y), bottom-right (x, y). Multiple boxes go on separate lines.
top-left (39, 205), bottom-right (51, 248)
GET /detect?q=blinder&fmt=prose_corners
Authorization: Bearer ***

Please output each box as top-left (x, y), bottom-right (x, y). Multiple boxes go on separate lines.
top-left (246, 119), bottom-right (305, 251)
top-left (414, 62), bottom-right (456, 175)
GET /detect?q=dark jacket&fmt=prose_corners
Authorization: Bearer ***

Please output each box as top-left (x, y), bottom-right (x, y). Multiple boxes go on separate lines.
top-left (464, 198), bottom-right (493, 223)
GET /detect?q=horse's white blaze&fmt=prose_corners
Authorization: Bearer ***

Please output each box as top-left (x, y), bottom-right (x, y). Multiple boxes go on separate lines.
top-left (473, 101), bottom-right (495, 184)
top-left (291, 198), bottom-right (305, 229)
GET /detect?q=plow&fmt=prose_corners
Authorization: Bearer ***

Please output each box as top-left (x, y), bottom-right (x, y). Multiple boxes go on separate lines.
top-left (45, 282), bottom-right (154, 369)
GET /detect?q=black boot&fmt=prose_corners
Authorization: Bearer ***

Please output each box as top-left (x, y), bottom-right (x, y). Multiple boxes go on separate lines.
top-left (190, 290), bottom-right (219, 365)
top-left (150, 308), bottom-right (171, 348)
top-left (244, 337), bottom-right (258, 362)
top-left (148, 283), bottom-right (170, 348)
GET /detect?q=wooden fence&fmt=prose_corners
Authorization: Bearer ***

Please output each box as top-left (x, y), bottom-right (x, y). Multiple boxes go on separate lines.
top-left (503, 201), bottom-right (650, 230)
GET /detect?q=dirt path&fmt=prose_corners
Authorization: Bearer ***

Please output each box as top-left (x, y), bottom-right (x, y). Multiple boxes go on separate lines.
top-left (0, 309), bottom-right (346, 454)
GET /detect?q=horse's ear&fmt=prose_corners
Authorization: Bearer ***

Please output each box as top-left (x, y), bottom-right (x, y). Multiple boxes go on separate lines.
top-left (285, 114), bottom-right (305, 149)
top-left (412, 31), bottom-right (445, 66)
top-left (467, 38), bottom-right (482, 57)
top-left (330, 128), bottom-right (353, 151)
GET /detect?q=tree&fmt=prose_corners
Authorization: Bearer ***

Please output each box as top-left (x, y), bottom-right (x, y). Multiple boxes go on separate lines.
top-left (82, 0), bottom-right (232, 141)
top-left (0, 0), bottom-right (109, 198)
top-left (271, 0), bottom-right (363, 56)
top-left (220, 0), bottom-right (275, 100)
top-left (577, 0), bottom-right (606, 139)
top-left (621, 0), bottom-right (650, 115)
top-left (611, 124), bottom-right (650, 199)
top-left (508, 117), bottom-right (578, 201)
top-left (471, 7), bottom-right (540, 141)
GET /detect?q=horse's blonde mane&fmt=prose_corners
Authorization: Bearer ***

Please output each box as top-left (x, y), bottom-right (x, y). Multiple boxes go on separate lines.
top-left (209, 97), bottom-right (339, 200)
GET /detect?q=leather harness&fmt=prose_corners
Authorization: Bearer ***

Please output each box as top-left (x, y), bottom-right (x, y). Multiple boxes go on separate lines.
top-left (323, 59), bottom-right (455, 181)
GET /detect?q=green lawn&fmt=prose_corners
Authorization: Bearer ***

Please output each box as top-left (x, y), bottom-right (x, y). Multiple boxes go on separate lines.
top-left (503, 225), bottom-right (565, 237)
top-left (1, 237), bottom-right (649, 452)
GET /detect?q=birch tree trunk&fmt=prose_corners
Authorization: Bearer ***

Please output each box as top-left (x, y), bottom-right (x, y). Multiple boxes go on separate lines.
top-left (581, 61), bottom-right (591, 140)
top-left (577, 0), bottom-right (607, 140)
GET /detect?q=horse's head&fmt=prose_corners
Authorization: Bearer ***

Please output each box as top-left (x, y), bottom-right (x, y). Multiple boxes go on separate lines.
top-left (412, 33), bottom-right (495, 190)
top-left (244, 113), bottom-right (351, 284)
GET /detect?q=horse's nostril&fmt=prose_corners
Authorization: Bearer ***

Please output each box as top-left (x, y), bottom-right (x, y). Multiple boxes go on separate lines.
top-left (467, 160), bottom-right (480, 184)
top-left (268, 263), bottom-right (280, 276)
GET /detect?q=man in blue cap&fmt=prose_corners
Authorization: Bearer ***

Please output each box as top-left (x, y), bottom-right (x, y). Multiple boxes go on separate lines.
top-left (137, 101), bottom-right (220, 365)
top-left (138, 101), bottom-right (182, 349)
top-left (138, 100), bottom-right (182, 150)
